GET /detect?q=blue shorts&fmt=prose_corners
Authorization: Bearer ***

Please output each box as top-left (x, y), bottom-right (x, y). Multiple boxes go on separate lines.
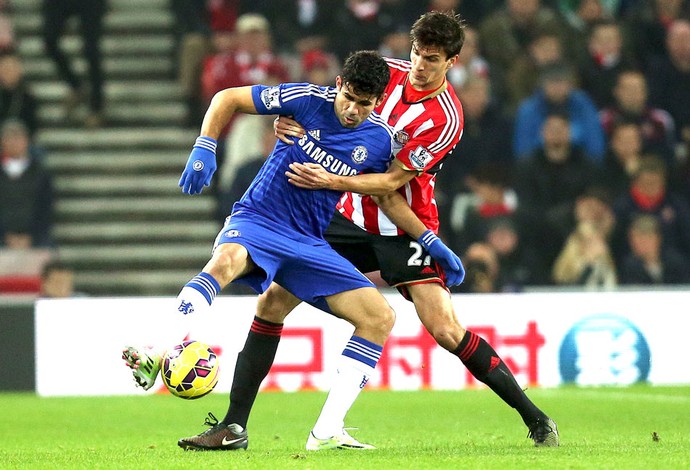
top-left (213, 212), bottom-right (374, 310)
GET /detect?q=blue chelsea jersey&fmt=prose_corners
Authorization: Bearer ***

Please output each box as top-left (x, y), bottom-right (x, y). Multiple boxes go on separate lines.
top-left (232, 82), bottom-right (395, 239)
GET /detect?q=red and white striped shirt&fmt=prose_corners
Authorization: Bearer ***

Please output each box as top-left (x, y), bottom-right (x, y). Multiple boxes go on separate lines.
top-left (337, 57), bottom-right (464, 236)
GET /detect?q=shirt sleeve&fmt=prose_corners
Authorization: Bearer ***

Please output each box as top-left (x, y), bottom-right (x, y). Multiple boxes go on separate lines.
top-left (250, 83), bottom-right (313, 118)
top-left (395, 124), bottom-right (462, 174)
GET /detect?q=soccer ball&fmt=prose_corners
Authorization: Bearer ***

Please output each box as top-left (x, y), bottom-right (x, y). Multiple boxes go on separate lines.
top-left (161, 340), bottom-right (220, 399)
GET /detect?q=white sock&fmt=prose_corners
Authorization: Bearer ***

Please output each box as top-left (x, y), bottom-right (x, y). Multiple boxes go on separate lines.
top-left (311, 336), bottom-right (382, 439)
top-left (175, 272), bottom-right (221, 317)
top-left (176, 286), bottom-right (213, 316)
top-left (152, 273), bottom-right (221, 353)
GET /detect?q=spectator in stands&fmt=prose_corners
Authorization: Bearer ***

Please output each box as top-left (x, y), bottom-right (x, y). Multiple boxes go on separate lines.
top-left (618, 0), bottom-right (646, 16)
top-left (446, 26), bottom-right (490, 91)
top-left (378, 0), bottom-right (428, 43)
top-left (0, 6), bottom-right (14, 54)
top-left (379, 24), bottom-right (412, 60)
top-left (556, 0), bottom-right (612, 67)
top-left (513, 61), bottom-right (606, 161)
top-left (216, 113), bottom-right (276, 206)
top-left (217, 116), bottom-right (276, 218)
top-left (611, 155), bottom-right (690, 264)
top-left (447, 163), bottom-right (518, 254)
top-left (479, 0), bottom-right (567, 73)
top-left (552, 220), bottom-right (618, 289)
top-left (0, 51), bottom-right (38, 137)
top-left (646, 19), bottom-right (690, 150)
top-left (200, 12), bottom-right (289, 169)
top-left (550, 183), bottom-right (617, 254)
top-left (619, 213), bottom-right (690, 285)
top-left (328, 0), bottom-right (398, 63)
top-left (600, 69), bottom-right (676, 162)
top-left (40, 259), bottom-right (78, 298)
top-left (436, 75), bottom-right (513, 209)
top-left (514, 112), bottom-right (603, 269)
top-left (171, 0), bottom-right (215, 127)
top-left (0, 247), bottom-right (54, 295)
top-left (558, 0), bottom-right (611, 32)
top-left (506, 30), bottom-right (565, 112)
top-left (243, 0), bottom-right (340, 57)
top-left (456, 242), bottom-right (502, 293)
top-left (300, 49), bottom-right (338, 86)
top-left (439, 0), bottom-right (502, 26)
top-left (675, 133), bottom-right (690, 206)
top-left (41, 0), bottom-right (107, 128)
top-left (624, 0), bottom-right (690, 68)
top-left (333, 0), bottom-right (381, 60)
top-left (0, 119), bottom-right (53, 248)
top-left (200, 13), bottom-right (290, 105)
top-left (327, 0), bottom-right (426, 64)
top-left (206, 0), bottom-right (239, 33)
top-left (602, 121), bottom-right (646, 197)
top-left (456, 230), bottom-right (544, 293)
top-left (577, 19), bottom-right (638, 109)
top-left (484, 216), bottom-right (548, 290)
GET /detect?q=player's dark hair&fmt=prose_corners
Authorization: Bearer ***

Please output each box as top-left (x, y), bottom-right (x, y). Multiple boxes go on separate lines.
top-left (340, 50), bottom-right (389, 98)
top-left (410, 10), bottom-right (466, 58)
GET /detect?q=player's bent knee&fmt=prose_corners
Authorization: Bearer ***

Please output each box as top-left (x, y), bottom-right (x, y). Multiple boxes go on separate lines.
top-left (207, 243), bottom-right (251, 283)
top-left (348, 302), bottom-right (395, 336)
top-left (256, 284), bottom-right (301, 323)
top-left (426, 323), bottom-right (465, 351)
top-left (256, 295), bottom-right (291, 323)
top-left (368, 305), bottom-right (396, 337)
top-left (209, 245), bottom-right (235, 270)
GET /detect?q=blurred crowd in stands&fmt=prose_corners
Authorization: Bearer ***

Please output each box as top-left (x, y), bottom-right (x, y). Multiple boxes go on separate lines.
top-left (2, 0), bottom-right (690, 295)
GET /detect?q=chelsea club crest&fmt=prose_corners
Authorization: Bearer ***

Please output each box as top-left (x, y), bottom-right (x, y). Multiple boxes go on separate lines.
top-left (351, 145), bottom-right (368, 164)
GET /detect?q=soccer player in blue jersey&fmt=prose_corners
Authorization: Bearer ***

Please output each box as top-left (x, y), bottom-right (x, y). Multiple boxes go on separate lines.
top-left (123, 50), bottom-right (465, 451)
top-left (176, 10), bottom-right (559, 451)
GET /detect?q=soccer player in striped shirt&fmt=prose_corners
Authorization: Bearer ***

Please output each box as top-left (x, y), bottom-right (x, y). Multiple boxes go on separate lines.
top-left (223, 11), bottom-right (559, 449)
top-left (124, 50), bottom-right (465, 451)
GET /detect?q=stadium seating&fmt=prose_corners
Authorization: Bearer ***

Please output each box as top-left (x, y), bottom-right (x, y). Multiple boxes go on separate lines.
top-left (11, 0), bottom-right (219, 295)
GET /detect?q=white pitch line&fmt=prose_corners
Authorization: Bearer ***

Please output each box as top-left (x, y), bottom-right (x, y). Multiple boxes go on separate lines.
top-left (563, 389), bottom-right (690, 404)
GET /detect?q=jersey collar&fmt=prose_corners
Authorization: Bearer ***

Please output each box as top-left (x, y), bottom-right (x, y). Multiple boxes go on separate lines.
top-left (402, 75), bottom-right (448, 104)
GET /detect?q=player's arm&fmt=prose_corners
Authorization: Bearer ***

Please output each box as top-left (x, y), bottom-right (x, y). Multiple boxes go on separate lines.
top-left (287, 160), bottom-right (416, 196)
top-left (372, 191), bottom-right (465, 286)
top-left (371, 190), bottom-right (427, 239)
top-left (199, 87), bottom-right (259, 139)
top-left (288, 159), bottom-right (465, 285)
top-left (179, 87), bottom-right (258, 194)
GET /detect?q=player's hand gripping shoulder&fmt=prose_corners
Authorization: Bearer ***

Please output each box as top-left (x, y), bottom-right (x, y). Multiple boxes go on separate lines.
top-left (418, 231), bottom-right (466, 286)
top-left (179, 136), bottom-right (218, 195)
top-left (274, 115), bottom-right (305, 145)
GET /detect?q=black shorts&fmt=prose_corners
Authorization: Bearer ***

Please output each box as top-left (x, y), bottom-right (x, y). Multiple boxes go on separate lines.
top-left (325, 212), bottom-right (445, 300)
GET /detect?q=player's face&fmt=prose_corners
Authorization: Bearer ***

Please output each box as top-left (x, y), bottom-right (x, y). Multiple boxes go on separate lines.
top-left (334, 76), bottom-right (382, 128)
top-left (409, 42), bottom-right (457, 91)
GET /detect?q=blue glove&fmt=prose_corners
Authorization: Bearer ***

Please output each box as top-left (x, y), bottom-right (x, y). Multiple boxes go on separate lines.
top-left (418, 230), bottom-right (466, 286)
top-left (179, 136), bottom-right (218, 195)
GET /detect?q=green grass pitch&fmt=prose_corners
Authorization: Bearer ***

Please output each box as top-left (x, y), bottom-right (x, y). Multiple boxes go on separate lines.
top-left (1, 386), bottom-right (689, 469)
